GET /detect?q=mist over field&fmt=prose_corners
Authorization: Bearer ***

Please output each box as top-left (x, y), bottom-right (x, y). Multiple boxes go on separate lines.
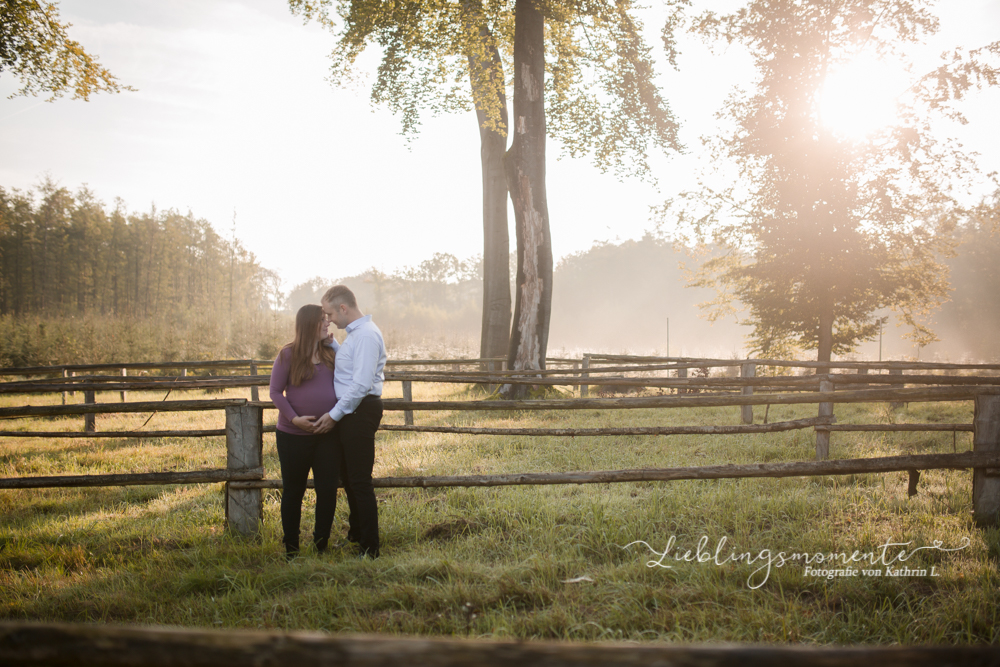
top-left (2, 180), bottom-right (996, 367)
top-left (290, 229), bottom-right (1000, 363)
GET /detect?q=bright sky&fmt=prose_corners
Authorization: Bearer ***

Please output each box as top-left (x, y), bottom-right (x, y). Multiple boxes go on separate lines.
top-left (1, 0), bottom-right (998, 290)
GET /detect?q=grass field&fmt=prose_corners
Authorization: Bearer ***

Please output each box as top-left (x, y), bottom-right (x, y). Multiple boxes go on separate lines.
top-left (0, 380), bottom-right (997, 644)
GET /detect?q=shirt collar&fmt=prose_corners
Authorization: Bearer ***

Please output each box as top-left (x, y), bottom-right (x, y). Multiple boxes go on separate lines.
top-left (346, 314), bottom-right (372, 334)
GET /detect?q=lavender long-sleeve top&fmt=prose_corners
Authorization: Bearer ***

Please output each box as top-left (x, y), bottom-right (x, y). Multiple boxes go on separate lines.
top-left (270, 347), bottom-right (337, 436)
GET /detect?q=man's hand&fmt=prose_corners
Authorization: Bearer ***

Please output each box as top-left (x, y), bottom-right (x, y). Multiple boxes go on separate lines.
top-left (313, 413), bottom-right (335, 434)
top-left (291, 415), bottom-right (317, 433)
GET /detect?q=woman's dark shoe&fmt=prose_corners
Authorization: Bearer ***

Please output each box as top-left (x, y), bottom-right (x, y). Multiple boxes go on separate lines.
top-left (284, 542), bottom-right (300, 561)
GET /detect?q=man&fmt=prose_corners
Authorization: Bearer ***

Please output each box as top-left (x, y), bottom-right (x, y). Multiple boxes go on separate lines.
top-left (314, 285), bottom-right (386, 559)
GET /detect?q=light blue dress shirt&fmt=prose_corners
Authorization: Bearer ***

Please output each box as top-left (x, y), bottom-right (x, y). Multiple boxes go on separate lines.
top-left (327, 314), bottom-right (386, 422)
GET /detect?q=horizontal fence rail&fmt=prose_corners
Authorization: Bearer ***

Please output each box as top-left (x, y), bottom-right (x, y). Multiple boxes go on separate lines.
top-left (228, 451), bottom-right (1000, 490)
top-left (3, 387), bottom-right (988, 422)
top-left (379, 416), bottom-right (832, 437)
top-left (4, 620), bottom-right (998, 667)
top-left (4, 372), bottom-right (1000, 396)
top-left (0, 429), bottom-right (228, 438)
top-left (5, 355), bottom-right (1000, 377)
top-left (7, 453), bottom-right (995, 491)
top-left (0, 399), bottom-right (246, 419)
top-left (0, 357), bottom-right (512, 378)
top-left (584, 354), bottom-right (1000, 371)
top-left (373, 387), bottom-right (994, 411)
top-left (0, 468), bottom-right (263, 490)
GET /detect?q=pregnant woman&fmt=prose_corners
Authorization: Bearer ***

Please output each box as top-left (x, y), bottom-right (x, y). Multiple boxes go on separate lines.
top-left (269, 304), bottom-right (339, 559)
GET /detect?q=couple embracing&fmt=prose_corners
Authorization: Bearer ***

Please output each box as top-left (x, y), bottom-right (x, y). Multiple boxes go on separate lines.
top-left (268, 285), bottom-right (386, 560)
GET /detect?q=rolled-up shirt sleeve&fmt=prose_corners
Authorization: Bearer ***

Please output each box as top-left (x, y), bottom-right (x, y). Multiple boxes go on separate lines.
top-left (329, 334), bottom-right (381, 422)
top-left (269, 350), bottom-right (298, 423)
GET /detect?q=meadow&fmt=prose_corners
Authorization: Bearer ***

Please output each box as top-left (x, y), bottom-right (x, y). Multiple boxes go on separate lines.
top-left (0, 379), bottom-right (997, 644)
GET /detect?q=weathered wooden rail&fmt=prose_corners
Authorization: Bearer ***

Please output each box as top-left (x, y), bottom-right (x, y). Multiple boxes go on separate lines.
top-left (2, 356), bottom-right (1000, 535)
top-left (3, 620), bottom-right (997, 667)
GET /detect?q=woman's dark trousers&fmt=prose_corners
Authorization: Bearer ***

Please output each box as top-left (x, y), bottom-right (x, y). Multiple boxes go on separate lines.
top-left (275, 429), bottom-right (339, 555)
top-left (335, 395), bottom-right (383, 558)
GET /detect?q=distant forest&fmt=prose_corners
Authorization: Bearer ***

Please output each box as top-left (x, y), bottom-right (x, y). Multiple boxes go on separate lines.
top-left (292, 222), bottom-right (1000, 362)
top-left (2, 181), bottom-right (999, 365)
top-left (0, 181), bottom-right (283, 365)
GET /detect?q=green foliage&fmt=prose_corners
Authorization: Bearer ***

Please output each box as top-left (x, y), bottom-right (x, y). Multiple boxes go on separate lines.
top-left (289, 0), bottom-right (684, 179)
top-left (663, 0), bottom-right (999, 360)
top-left (0, 179), bottom-right (285, 363)
top-left (935, 192), bottom-right (1000, 361)
top-left (0, 0), bottom-right (133, 100)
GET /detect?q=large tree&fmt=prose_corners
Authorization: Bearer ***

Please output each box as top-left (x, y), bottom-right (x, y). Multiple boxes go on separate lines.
top-left (667, 0), bottom-right (999, 368)
top-left (290, 0), bottom-right (683, 394)
top-left (1, 0), bottom-right (131, 100)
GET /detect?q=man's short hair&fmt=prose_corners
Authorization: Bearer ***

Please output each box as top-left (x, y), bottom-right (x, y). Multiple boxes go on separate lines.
top-left (322, 284), bottom-right (357, 309)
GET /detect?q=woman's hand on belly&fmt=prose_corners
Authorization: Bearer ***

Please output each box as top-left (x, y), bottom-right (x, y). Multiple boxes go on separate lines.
top-left (292, 415), bottom-right (318, 433)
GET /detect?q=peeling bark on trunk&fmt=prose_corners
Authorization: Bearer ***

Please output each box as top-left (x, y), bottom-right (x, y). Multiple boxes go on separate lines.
top-left (466, 18), bottom-right (512, 365)
top-left (502, 0), bottom-right (552, 399)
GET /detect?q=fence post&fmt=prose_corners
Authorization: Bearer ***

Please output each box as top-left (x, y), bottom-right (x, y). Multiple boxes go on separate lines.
top-left (120, 368), bottom-right (127, 403)
top-left (250, 362), bottom-right (259, 402)
top-left (677, 366), bottom-right (687, 395)
top-left (890, 368), bottom-right (903, 409)
top-left (973, 394), bottom-right (1000, 527)
top-left (61, 369), bottom-right (68, 405)
top-left (741, 362), bottom-right (756, 424)
top-left (580, 355), bottom-right (590, 398)
top-left (402, 380), bottom-right (414, 426)
top-left (83, 390), bottom-right (96, 433)
top-left (815, 378), bottom-right (834, 460)
top-left (225, 404), bottom-right (263, 537)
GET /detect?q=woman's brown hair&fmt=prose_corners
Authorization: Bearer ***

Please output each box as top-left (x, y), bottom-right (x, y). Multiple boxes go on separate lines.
top-left (284, 304), bottom-right (336, 386)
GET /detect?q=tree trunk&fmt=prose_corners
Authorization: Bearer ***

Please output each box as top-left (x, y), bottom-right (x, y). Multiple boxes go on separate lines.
top-left (817, 297), bottom-right (834, 375)
top-left (503, 0), bottom-right (552, 399)
top-left (464, 9), bottom-right (512, 364)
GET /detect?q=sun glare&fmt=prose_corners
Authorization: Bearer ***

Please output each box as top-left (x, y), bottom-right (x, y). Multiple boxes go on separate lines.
top-left (819, 54), bottom-right (905, 139)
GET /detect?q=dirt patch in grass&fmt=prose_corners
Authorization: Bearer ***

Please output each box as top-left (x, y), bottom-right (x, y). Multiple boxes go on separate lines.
top-left (423, 518), bottom-right (485, 541)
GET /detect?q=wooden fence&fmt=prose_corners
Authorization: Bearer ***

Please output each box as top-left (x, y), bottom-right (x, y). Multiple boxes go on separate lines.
top-left (2, 620), bottom-right (998, 666)
top-left (1, 356), bottom-right (1000, 535)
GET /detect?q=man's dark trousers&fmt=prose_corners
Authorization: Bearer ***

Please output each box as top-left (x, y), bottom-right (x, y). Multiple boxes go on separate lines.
top-left (335, 395), bottom-right (383, 557)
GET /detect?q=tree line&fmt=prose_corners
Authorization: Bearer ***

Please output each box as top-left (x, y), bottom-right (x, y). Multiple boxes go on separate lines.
top-left (2, 180), bottom-right (997, 368)
top-left (291, 214), bottom-right (1000, 363)
top-left (0, 179), bottom-right (283, 366)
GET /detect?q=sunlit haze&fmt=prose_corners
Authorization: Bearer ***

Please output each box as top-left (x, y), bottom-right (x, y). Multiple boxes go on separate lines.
top-left (1, 0), bottom-right (997, 291)
top-left (819, 54), bottom-right (905, 138)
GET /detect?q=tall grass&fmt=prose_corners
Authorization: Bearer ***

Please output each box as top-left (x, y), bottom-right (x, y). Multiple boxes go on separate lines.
top-left (0, 382), bottom-right (997, 644)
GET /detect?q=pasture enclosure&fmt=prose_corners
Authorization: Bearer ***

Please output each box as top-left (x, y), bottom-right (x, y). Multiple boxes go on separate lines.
top-left (2, 355), bottom-right (999, 646)
top-left (2, 355), bottom-right (999, 535)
